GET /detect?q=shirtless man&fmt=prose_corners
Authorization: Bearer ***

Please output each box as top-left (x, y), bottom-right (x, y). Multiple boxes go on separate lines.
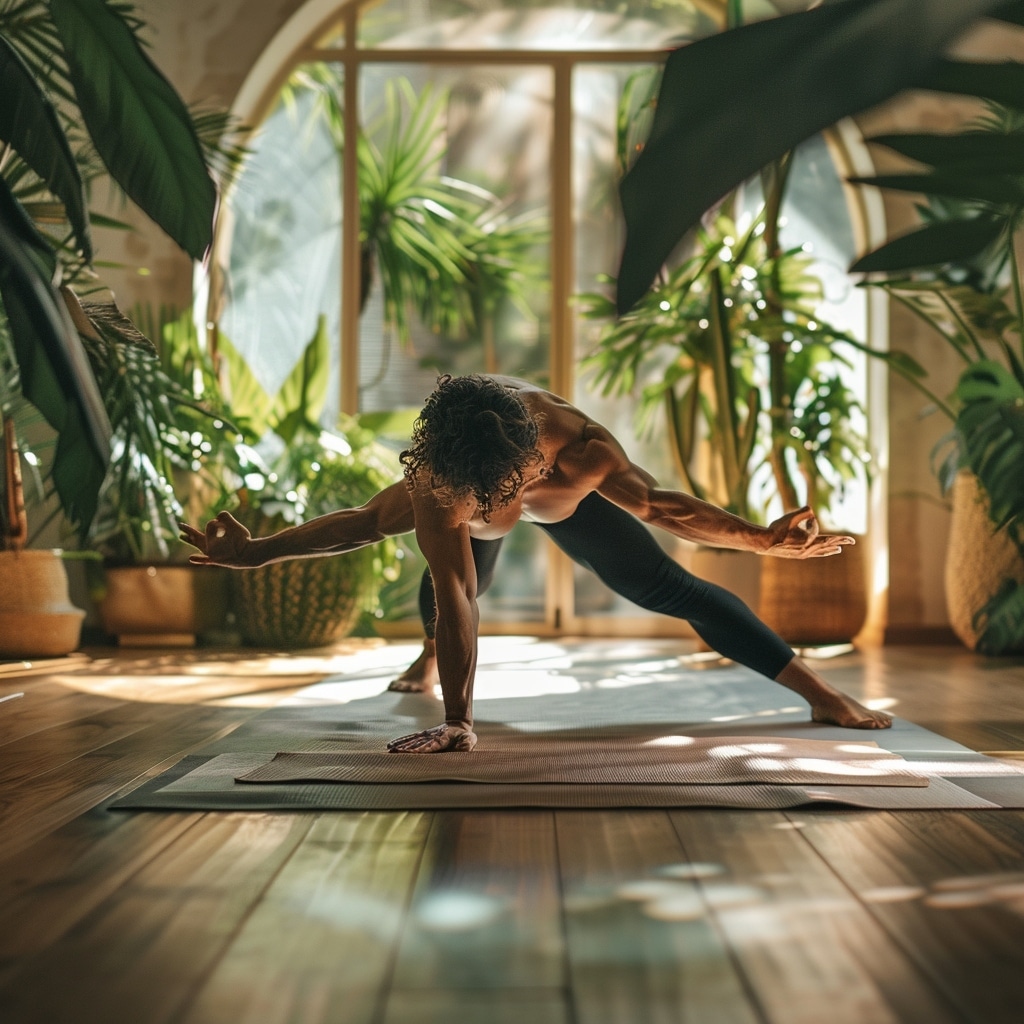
top-left (180, 373), bottom-right (892, 752)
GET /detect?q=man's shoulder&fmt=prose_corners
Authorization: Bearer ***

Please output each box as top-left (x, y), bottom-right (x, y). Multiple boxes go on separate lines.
top-left (554, 421), bottom-right (627, 489)
top-left (407, 476), bottom-right (475, 528)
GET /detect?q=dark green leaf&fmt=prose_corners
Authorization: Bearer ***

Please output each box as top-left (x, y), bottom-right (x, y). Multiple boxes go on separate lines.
top-left (87, 210), bottom-right (136, 231)
top-left (49, 0), bottom-right (216, 260)
top-left (975, 578), bottom-right (1024, 655)
top-left (956, 360), bottom-right (1024, 532)
top-left (849, 171), bottom-right (1024, 206)
top-left (616, 0), bottom-right (1008, 314)
top-left (991, 1), bottom-right (1024, 28)
top-left (0, 34), bottom-right (91, 261)
top-left (867, 130), bottom-right (1024, 174)
top-left (919, 59), bottom-right (1024, 110)
top-left (0, 181), bottom-right (110, 535)
top-left (850, 217), bottom-right (1005, 273)
top-left (878, 279), bottom-right (1017, 349)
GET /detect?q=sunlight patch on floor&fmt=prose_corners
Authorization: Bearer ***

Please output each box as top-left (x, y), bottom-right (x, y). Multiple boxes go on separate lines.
top-left (864, 696), bottom-right (898, 711)
top-left (710, 706), bottom-right (805, 723)
top-left (473, 670), bottom-right (582, 700)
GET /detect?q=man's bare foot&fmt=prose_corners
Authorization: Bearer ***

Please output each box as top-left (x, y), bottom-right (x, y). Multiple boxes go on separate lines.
top-left (811, 692), bottom-right (892, 730)
top-left (386, 723), bottom-right (477, 752)
top-left (774, 657), bottom-right (892, 730)
top-left (387, 640), bottom-right (439, 694)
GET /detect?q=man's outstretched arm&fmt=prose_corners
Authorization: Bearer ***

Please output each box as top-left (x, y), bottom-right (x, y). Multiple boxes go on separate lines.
top-left (582, 426), bottom-right (854, 558)
top-left (386, 492), bottom-right (480, 753)
top-left (179, 481), bottom-right (415, 568)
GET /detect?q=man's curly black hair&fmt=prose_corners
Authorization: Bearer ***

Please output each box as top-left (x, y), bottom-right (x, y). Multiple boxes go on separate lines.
top-left (400, 374), bottom-right (544, 521)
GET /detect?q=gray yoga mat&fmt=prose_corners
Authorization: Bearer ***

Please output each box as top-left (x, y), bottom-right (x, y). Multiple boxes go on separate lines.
top-left (110, 638), bottom-right (1024, 811)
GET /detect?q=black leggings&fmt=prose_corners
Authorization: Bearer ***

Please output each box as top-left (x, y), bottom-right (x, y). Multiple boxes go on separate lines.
top-left (416, 492), bottom-right (795, 680)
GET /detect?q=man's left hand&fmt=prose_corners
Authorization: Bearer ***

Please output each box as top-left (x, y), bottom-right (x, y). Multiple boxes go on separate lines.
top-left (765, 507), bottom-right (855, 559)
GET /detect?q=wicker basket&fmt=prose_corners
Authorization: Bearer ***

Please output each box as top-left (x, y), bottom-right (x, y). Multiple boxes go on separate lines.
top-left (231, 548), bottom-right (373, 648)
top-left (0, 549), bottom-right (85, 657)
top-left (945, 471), bottom-right (1024, 652)
top-left (757, 535), bottom-right (868, 647)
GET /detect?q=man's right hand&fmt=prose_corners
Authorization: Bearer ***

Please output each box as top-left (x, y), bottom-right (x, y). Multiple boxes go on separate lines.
top-left (764, 507), bottom-right (855, 559)
top-left (179, 511), bottom-right (257, 567)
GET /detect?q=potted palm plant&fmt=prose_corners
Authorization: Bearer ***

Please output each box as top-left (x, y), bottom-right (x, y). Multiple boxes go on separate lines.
top-left (581, 71), bottom-right (876, 643)
top-left (0, 1), bottom-right (256, 646)
top-left (582, 193), bottom-right (874, 643)
top-left (79, 302), bottom-right (244, 645)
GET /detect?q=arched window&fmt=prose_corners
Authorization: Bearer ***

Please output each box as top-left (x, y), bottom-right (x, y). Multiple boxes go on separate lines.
top-left (215, 0), bottom-right (876, 636)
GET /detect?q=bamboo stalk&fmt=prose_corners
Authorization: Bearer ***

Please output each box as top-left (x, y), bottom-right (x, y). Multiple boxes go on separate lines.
top-left (3, 418), bottom-right (28, 553)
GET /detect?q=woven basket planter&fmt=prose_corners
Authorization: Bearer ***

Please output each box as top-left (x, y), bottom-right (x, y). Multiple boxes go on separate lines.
top-left (0, 549), bottom-right (85, 658)
top-left (757, 535), bottom-right (868, 647)
top-left (945, 471), bottom-right (1024, 652)
top-left (231, 547), bottom-right (374, 648)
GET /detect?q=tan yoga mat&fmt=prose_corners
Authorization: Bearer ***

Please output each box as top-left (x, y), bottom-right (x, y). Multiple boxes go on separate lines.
top-left (235, 736), bottom-right (928, 787)
top-left (108, 638), bottom-right (1024, 811)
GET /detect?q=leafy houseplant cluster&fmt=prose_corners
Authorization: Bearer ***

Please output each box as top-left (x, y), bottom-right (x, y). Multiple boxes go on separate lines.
top-left (0, 0), bottom-right (218, 542)
top-left (581, 185), bottom-right (872, 527)
top-left (582, 61), bottom-right (873, 528)
top-left (215, 317), bottom-right (405, 644)
top-left (848, 96), bottom-right (1024, 653)
top-left (612, 0), bottom-right (1024, 652)
top-left (0, 0), bottom-right (405, 648)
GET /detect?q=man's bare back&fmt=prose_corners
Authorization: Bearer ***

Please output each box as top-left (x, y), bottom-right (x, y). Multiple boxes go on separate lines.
top-left (180, 374), bottom-right (892, 752)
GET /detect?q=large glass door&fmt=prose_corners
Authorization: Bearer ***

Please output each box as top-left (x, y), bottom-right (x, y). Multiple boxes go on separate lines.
top-left (215, 0), bottom-right (869, 636)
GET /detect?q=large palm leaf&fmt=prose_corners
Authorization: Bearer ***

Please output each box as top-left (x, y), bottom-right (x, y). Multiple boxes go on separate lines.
top-left (0, 0), bottom-right (218, 538)
top-left (616, 0), bottom-right (1019, 314)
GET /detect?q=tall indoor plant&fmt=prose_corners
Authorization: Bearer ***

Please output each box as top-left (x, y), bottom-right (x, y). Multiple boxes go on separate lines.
top-left (611, 0), bottom-right (1024, 651)
top-left (581, 188), bottom-right (872, 526)
top-left (0, 0), bottom-right (218, 538)
top-left (581, 185), bottom-right (875, 644)
top-left (580, 63), bottom-right (877, 643)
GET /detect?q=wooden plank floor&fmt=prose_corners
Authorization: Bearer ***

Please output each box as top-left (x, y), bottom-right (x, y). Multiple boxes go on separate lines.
top-left (2, 641), bottom-right (1024, 1023)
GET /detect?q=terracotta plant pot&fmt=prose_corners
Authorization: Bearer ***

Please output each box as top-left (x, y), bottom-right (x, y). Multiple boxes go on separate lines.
top-left (99, 565), bottom-right (231, 646)
top-left (0, 549), bottom-right (85, 658)
top-left (945, 471), bottom-right (1024, 653)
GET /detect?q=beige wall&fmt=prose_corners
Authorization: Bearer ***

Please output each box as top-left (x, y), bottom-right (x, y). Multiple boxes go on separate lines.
top-left (96, 4), bottom-right (1024, 639)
